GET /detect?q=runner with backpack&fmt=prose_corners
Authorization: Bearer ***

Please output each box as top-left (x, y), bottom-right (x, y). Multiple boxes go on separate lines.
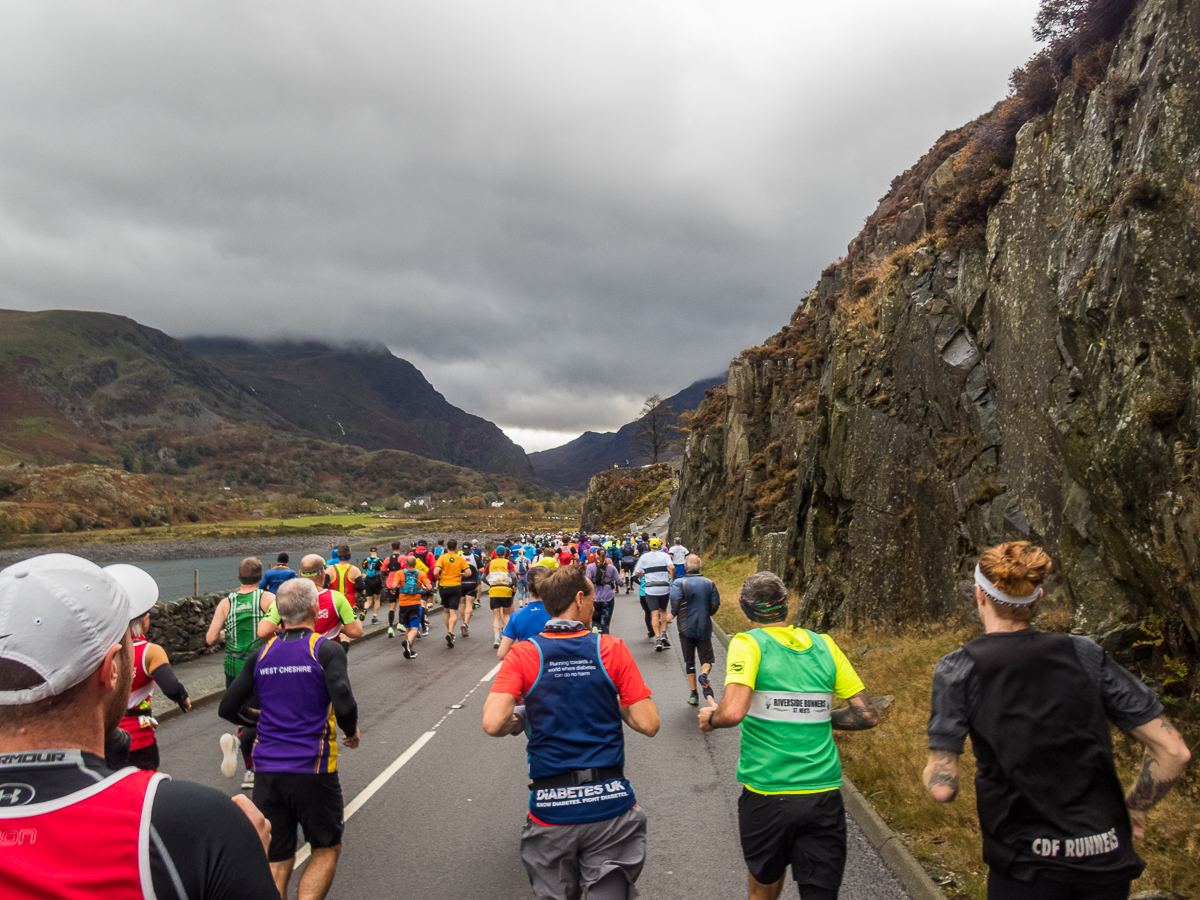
top-left (514, 546), bottom-right (532, 608)
top-left (485, 546), bottom-right (518, 648)
top-left (389, 555), bottom-right (432, 659)
top-left (620, 538), bottom-right (637, 593)
top-left (360, 548), bottom-right (384, 624)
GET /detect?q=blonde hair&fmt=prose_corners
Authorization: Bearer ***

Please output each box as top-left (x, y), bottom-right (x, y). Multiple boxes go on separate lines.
top-left (977, 541), bottom-right (1053, 623)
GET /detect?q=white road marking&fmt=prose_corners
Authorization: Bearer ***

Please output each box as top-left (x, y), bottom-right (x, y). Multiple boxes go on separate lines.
top-left (293, 657), bottom-right (498, 867)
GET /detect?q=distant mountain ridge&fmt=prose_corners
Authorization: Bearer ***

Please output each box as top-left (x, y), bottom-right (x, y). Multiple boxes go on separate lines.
top-left (0, 309), bottom-right (531, 479)
top-left (529, 375), bottom-right (725, 491)
top-left (184, 338), bottom-right (532, 477)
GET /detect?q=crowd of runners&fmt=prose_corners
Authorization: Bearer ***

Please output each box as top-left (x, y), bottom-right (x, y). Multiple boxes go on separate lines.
top-left (0, 533), bottom-right (1191, 900)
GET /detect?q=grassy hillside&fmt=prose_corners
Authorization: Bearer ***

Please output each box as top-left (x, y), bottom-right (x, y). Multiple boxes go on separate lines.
top-left (184, 338), bottom-right (532, 477)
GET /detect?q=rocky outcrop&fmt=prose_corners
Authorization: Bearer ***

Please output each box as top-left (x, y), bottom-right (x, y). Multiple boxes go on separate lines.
top-left (674, 0), bottom-right (1200, 660)
top-left (581, 464), bottom-right (673, 533)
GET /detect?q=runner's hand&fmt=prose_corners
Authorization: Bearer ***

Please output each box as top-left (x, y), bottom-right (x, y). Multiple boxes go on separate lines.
top-left (1129, 807), bottom-right (1146, 839)
top-left (178, 697), bottom-right (192, 713)
top-left (698, 707), bottom-right (716, 732)
top-left (231, 794), bottom-right (272, 858)
top-left (343, 729), bottom-right (361, 749)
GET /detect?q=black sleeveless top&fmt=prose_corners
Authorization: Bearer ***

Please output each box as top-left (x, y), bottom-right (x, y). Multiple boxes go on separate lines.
top-left (963, 630), bottom-right (1144, 884)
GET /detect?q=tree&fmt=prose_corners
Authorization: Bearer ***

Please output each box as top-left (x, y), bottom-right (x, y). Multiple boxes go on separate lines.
top-left (631, 394), bottom-right (682, 465)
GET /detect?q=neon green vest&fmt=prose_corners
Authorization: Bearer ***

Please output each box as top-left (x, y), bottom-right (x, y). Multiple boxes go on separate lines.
top-left (224, 588), bottom-right (265, 678)
top-left (736, 628), bottom-right (842, 793)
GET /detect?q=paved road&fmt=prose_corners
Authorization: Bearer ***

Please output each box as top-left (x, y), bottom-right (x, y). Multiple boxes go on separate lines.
top-left (154, 593), bottom-right (910, 900)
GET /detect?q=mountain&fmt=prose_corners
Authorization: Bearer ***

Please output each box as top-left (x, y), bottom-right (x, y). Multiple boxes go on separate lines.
top-left (183, 338), bottom-right (532, 477)
top-left (529, 375), bottom-right (724, 491)
top-left (0, 308), bottom-right (292, 466)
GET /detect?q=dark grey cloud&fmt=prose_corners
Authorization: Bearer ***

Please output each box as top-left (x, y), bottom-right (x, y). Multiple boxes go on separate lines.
top-left (0, 0), bottom-right (1041, 451)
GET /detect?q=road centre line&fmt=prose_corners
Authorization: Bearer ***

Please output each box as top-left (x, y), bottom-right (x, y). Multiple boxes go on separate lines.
top-left (294, 657), bottom-right (501, 867)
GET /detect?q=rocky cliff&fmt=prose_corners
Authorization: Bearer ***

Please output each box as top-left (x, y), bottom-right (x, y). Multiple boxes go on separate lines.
top-left (581, 464), bottom-right (673, 534)
top-left (673, 0), bottom-right (1200, 661)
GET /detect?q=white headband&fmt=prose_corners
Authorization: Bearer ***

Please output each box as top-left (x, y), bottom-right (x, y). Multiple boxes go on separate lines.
top-left (974, 565), bottom-right (1042, 607)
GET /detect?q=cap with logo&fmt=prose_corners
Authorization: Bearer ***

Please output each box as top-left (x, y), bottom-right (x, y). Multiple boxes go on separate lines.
top-left (0, 554), bottom-right (159, 705)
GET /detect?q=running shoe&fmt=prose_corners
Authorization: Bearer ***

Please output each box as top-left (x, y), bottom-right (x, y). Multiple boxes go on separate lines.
top-left (647, 630), bottom-right (655, 639)
top-left (419, 623), bottom-right (430, 637)
top-left (387, 626), bottom-right (395, 638)
top-left (661, 635), bottom-right (671, 648)
top-left (688, 690), bottom-right (699, 706)
top-left (241, 771), bottom-right (255, 791)
top-left (446, 632), bottom-right (455, 648)
top-left (403, 639), bottom-right (415, 659)
top-left (655, 637), bottom-right (665, 652)
top-left (698, 672), bottom-right (716, 704)
top-left (372, 615), bottom-right (379, 624)
top-left (461, 622), bottom-right (469, 637)
top-left (219, 733), bottom-right (238, 778)
top-left (494, 635), bottom-right (501, 649)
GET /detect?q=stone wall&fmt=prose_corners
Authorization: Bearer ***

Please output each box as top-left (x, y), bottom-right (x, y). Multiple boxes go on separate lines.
top-left (145, 591), bottom-right (230, 662)
top-left (674, 0), bottom-right (1200, 662)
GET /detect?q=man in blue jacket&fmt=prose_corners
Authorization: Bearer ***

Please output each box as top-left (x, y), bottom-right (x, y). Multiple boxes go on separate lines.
top-left (667, 555), bottom-right (720, 706)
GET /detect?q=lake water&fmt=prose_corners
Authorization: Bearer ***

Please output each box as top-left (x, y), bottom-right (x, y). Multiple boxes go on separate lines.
top-left (134, 555), bottom-right (252, 603)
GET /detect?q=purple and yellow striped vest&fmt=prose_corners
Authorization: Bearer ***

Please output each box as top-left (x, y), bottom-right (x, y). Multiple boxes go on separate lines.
top-left (252, 632), bottom-right (338, 774)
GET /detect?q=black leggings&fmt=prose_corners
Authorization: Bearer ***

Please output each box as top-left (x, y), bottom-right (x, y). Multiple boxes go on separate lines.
top-left (639, 596), bottom-right (653, 632)
top-left (225, 674), bottom-right (258, 768)
top-left (127, 742), bottom-right (160, 771)
top-left (986, 871), bottom-right (1131, 900)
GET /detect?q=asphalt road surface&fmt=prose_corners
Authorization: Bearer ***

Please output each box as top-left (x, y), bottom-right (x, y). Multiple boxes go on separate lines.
top-left (155, 592), bottom-right (911, 900)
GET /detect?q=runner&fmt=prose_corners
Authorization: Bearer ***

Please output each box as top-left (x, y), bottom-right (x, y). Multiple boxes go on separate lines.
top-left (620, 537), bottom-right (637, 593)
top-left (434, 539), bottom-right (472, 645)
top-left (361, 547), bottom-right (385, 623)
top-left (666, 555), bottom-right (721, 706)
top-left (924, 542), bottom-right (1192, 899)
top-left (390, 555), bottom-right (432, 659)
top-left (380, 541), bottom-right (405, 636)
top-left (259, 552), bottom-right (297, 593)
top-left (259, 554), bottom-right (364, 646)
top-left (497, 566), bottom-right (553, 660)
top-left (460, 548), bottom-right (481, 630)
top-left (486, 545), bottom-right (518, 648)
top-left (325, 545), bottom-right (365, 621)
top-left (483, 566), bottom-right (661, 900)
top-left (0, 554), bottom-right (277, 900)
top-left (585, 548), bottom-right (621, 635)
top-left (634, 539), bottom-right (674, 651)
top-left (219, 578), bottom-right (361, 900)
top-left (205, 557), bottom-right (275, 789)
top-left (117, 565), bottom-right (192, 770)
top-left (536, 544), bottom-right (560, 568)
top-left (434, 538), bottom-right (446, 559)
top-left (667, 537), bottom-right (689, 579)
top-left (699, 572), bottom-right (878, 900)
top-left (514, 542), bottom-right (532, 608)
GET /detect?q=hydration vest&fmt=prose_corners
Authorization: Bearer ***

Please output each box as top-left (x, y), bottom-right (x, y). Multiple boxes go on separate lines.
top-left (487, 559), bottom-right (513, 596)
top-left (328, 563), bottom-right (356, 603)
top-left (0, 766), bottom-right (166, 900)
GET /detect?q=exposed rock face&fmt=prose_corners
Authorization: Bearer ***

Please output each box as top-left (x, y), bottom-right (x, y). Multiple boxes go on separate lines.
top-left (581, 464), bottom-right (673, 533)
top-left (674, 0), bottom-right (1200, 650)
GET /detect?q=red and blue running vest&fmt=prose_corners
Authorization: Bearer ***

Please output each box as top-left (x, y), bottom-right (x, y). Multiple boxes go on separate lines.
top-left (524, 631), bottom-right (636, 825)
top-left (119, 637), bottom-right (157, 752)
top-left (0, 766), bottom-right (166, 899)
top-left (253, 632), bottom-right (339, 774)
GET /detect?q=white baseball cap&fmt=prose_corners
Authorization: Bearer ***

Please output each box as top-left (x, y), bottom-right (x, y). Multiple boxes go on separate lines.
top-left (0, 554), bottom-right (159, 705)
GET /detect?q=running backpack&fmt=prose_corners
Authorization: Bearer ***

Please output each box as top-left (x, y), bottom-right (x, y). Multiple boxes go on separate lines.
top-left (517, 556), bottom-right (529, 575)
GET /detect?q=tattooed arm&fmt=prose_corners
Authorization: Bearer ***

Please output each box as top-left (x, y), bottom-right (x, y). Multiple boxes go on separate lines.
top-left (1124, 716), bottom-right (1192, 838)
top-left (831, 690), bottom-right (879, 731)
top-left (923, 750), bottom-right (960, 803)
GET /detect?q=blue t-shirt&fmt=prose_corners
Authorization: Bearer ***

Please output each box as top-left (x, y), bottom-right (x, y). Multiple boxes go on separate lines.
top-left (503, 601), bottom-right (551, 642)
top-left (259, 566), bottom-right (297, 593)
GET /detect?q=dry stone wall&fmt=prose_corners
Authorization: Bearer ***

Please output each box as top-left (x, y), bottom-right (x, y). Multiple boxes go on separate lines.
top-left (145, 591), bottom-right (230, 662)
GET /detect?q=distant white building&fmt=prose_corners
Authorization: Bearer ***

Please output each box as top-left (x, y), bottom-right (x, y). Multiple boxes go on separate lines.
top-left (490, 501), bottom-right (505, 508)
top-left (403, 496), bottom-right (433, 509)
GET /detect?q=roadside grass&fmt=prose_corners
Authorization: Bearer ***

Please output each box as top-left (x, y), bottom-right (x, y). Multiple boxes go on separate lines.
top-left (702, 556), bottom-right (1200, 900)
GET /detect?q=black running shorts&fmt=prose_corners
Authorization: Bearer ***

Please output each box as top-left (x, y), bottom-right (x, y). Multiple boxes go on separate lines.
top-left (489, 593), bottom-right (513, 610)
top-left (439, 585), bottom-right (463, 611)
top-left (397, 604), bottom-right (422, 629)
top-left (678, 634), bottom-right (715, 674)
top-left (738, 787), bottom-right (846, 890)
top-left (364, 575), bottom-right (383, 596)
top-left (643, 592), bottom-right (670, 612)
top-left (254, 771), bottom-right (345, 861)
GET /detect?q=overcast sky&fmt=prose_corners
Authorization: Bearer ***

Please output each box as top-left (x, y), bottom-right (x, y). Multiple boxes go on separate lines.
top-left (0, 1), bottom-right (1041, 452)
